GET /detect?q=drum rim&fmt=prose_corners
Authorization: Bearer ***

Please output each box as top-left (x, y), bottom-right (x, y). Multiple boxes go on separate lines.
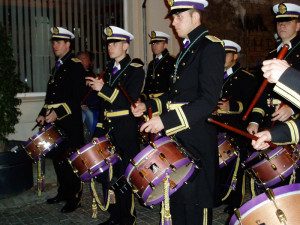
top-left (230, 183), bottom-right (300, 225)
top-left (24, 124), bottom-right (54, 146)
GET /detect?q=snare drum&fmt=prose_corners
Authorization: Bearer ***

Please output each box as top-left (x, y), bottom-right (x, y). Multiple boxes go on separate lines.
top-left (218, 133), bottom-right (238, 168)
top-left (230, 183), bottom-right (300, 225)
top-left (243, 145), bottom-right (300, 188)
top-left (23, 123), bottom-right (64, 161)
top-left (68, 136), bottom-right (120, 182)
top-left (125, 136), bottom-right (195, 206)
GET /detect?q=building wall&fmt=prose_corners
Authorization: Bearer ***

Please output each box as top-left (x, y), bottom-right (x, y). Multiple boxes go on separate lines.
top-left (125, 0), bottom-right (276, 72)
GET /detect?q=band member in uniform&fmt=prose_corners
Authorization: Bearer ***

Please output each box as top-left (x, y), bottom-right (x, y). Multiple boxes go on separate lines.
top-left (216, 40), bottom-right (257, 216)
top-left (131, 1), bottom-right (225, 224)
top-left (87, 26), bottom-right (144, 225)
top-left (140, 31), bottom-right (176, 101)
top-left (36, 27), bottom-right (85, 213)
top-left (247, 1), bottom-right (300, 136)
top-left (262, 58), bottom-right (300, 108)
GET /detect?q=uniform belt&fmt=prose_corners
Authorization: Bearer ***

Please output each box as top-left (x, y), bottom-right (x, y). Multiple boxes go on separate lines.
top-left (104, 109), bottom-right (129, 118)
top-left (267, 98), bottom-right (281, 107)
top-left (166, 102), bottom-right (189, 111)
top-left (149, 93), bottom-right (164, 99)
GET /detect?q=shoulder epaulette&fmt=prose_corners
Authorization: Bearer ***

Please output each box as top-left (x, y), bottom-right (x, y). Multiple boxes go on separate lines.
top-left (130, 58), bottom-right (144, 67)
top-left (269, 49), bottom-right (277, 54)
top-left (241, 69), bottom-right (254, 77)
top-left (205, 35), bottom-right (223, 45)
top-left (71, 58), bottom-right (81, 63)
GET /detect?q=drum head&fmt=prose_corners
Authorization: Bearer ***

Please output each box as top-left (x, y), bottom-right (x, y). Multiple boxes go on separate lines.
top-left (230, 184), bottom-right (300, 225)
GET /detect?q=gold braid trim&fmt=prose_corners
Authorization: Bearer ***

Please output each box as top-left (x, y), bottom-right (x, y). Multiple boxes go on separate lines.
top-left (250, 178), bottom-right (256, 199)
top-left (289, 168), bottom-right (296, 185)
top-left (37, 158), bottom-right (42, 196)
top-left (161, 174), bottom-right (172, 225)
top-left (130, 193), bottom-right (136, 225)
top-left (90, 164), bottom-right (115, 213)
top-left (98, 89), bottom-right (119, 103)
top-left (222, 154), bottom-right (240, 201)
top-left (252, 107), bottom-right (265, 117)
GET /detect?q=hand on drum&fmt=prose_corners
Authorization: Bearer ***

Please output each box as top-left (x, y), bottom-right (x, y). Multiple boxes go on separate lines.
top-left (261, 59), bottom-right (290, 83)
top-left (247, 123), bottom-right (259, 135)
top-left (251, 130), bottom-right (272, 150)
top-left (140, 116), bottom-right (164, 134)
top-left (45, 109), bottom-right (57, 123)
top-left (271, 104), bottom-right (293, 122)
top-left (131, 102), bottom-right (147, 117)
top-left (217, 99), bottom-right (230, 111)
top-left (86, 76), bottom-right (104, 92)
top-left (36, 115), bottom-right (45, 126)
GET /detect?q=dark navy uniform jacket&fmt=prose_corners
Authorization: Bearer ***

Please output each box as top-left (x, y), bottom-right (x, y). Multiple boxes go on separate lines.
top-left (218, 62), bottom-right (257, 122)
top-left (145, 25), bottom-right (225, 207)
top-left (94, 54), bottom-right (145, 164)
top-left (39, 51), bottom-right (86, 149)
top-left (141, 49), bottom-right (176, 100)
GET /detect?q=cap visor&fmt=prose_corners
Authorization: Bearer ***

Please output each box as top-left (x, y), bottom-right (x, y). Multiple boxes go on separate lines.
top-left (276, 17), bottom-right (295, 22)
top-left (167, 8), bottom-right (190, 16)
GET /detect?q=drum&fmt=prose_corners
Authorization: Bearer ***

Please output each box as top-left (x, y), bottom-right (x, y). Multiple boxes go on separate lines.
top-left (230, 183), bottom-right (300, 225)
top-left (125, 136), bottom-right (196, 206)
top-left (68, 136), bottom-right (120, 182)
top-left (22, 123), bottom-right (64, 161)
top-left (243, 145), bottom-right (300, 188)
top-left (218, 133), bottom-right (238, 168)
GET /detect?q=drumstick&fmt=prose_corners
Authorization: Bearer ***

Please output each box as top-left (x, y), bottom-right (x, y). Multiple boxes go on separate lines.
top-left (207, 117), bottom-right (277, 149)
top-left (243, 44), bottom-right (289, 121)
top-left (32, 108), bottom-right (54, 130)
top-left (81, 71), bottom-right (106, 105)
top-left (118, 83), bottom-right (146, 122)
top-left (148, 107), bottom-right (154, 143)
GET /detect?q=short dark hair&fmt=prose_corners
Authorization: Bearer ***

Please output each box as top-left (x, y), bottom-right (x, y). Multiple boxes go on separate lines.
top-left (189, 9), bottom-right (204, 23)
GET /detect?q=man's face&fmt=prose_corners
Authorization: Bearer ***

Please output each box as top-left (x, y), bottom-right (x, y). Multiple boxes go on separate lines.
top-left (79, 54), bottom-right (91, 70)
top-left (224, 52), bottom-right (237, 70)
top-left (151, 41), bottom-right (167, 56)
top-left (52, 40), bottom-right (70, 59)
top-left (172, 10), bottom-right (198, 38)
top-left (108, 41), bottom-right (127, 61)
top-left (277, 19), bottom-right (300, 42)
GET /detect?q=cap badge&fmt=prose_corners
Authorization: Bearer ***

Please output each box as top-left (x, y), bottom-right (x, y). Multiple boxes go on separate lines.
top-left (53, 27), bottom-right (59, 35)
top-left (106, 27), bottom-right (113, 36)
top-left (151, 31), bottom-right (156, 39)
top-left (278, 3), bottom-right (287, 15)
top-left (167, 0), bottom-right (174, 7)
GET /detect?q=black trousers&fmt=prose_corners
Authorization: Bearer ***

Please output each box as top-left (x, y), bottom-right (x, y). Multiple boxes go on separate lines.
top-left (170, 202), bottom-right (212, 225)
top-left (46, 139), bottom-right (82, 201)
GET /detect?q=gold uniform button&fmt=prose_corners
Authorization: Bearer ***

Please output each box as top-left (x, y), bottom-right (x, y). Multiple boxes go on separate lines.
top-left (175, 90), bottom-right (178, 93)
top-left (230, 83), bottom-right (232, 86)
top-left (191, 50), bottom-right (194, 54)
top-left (234, 76), bottom-right (237, 79)
top-left (297, 55), bottom-right (299, 57)
top-left (162, 67), bottom-right (164, 70)
top-left (157, 74), bottom-right (160, 77)
top-left (225, 91), bottom-right (228, 93)
top-left (266, 114), bottom-right (268, 116)
top-left (124, 73), bottom-right (127, 76)
top-left (53, 93), bottom-right (55, 95)
top-left (168, 88), bottom-right (171, 91)
top-left (157, 82), bottom-right (159, 84)
top-left (171, 75), bottom-right (173, 78)
top-left (177, 76), bottom-right (179, 79)
top-left (182, 62), bottom-right (186, 66)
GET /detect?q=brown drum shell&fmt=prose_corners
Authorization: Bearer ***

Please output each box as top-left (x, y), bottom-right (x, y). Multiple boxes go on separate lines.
top-left (24, 126), bottom-right (62, 159)
top-left (129, 142), bottom-right (186, 196)
top-left (246, 146), bottom-right (298, 184)
top-left (218, 138), bottom-right (237, 166)
top-left (71, 140), bottom-right (113, 177)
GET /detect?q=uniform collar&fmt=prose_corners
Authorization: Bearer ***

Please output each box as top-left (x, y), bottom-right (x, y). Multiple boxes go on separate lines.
top-left (186, 24), bottom-right (208, 44)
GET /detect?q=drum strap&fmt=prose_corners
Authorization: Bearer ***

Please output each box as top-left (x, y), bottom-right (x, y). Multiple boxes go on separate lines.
top-left (222, 154), bottom-right (240, 202)
top-left (160, 174), bottom-right (172, 225)
top-left (130, 193), bottom-right (136, 225)
top-left (250, 178), bottom-right (256, 198)
top-left (90, 164), bottom-right (115, 215)
top-left (289, 168), bottom-right (297, 184)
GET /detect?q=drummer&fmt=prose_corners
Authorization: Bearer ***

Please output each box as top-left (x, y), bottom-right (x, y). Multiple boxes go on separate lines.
top-left (87, 26), bottom-right (144, 225)
top-left (252, 59), bottom-right (300, 150)
top-left (247, 1), bottom-right (300, 188)
top-left (36, 27), bottom-right (86, 213)
top-left (140, 30), bottom-right (176, 102)
top-left (216, 40), bottom-right (257, 217)
top-left (131, 0), bottom-right (225, 224)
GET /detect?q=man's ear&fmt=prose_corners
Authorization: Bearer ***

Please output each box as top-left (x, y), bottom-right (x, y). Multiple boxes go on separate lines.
top-left (123, 42), bottom-right (129, 51)
top-left (296, 21), bottom-right (300, 32)
top-left (66, 41), bottom-right (71, 49)
top-left (192, 11), bottom-right (200, 24)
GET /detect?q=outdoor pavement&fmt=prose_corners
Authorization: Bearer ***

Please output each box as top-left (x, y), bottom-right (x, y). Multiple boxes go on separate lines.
top-left (0, 157), bottom-right (251, 225)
